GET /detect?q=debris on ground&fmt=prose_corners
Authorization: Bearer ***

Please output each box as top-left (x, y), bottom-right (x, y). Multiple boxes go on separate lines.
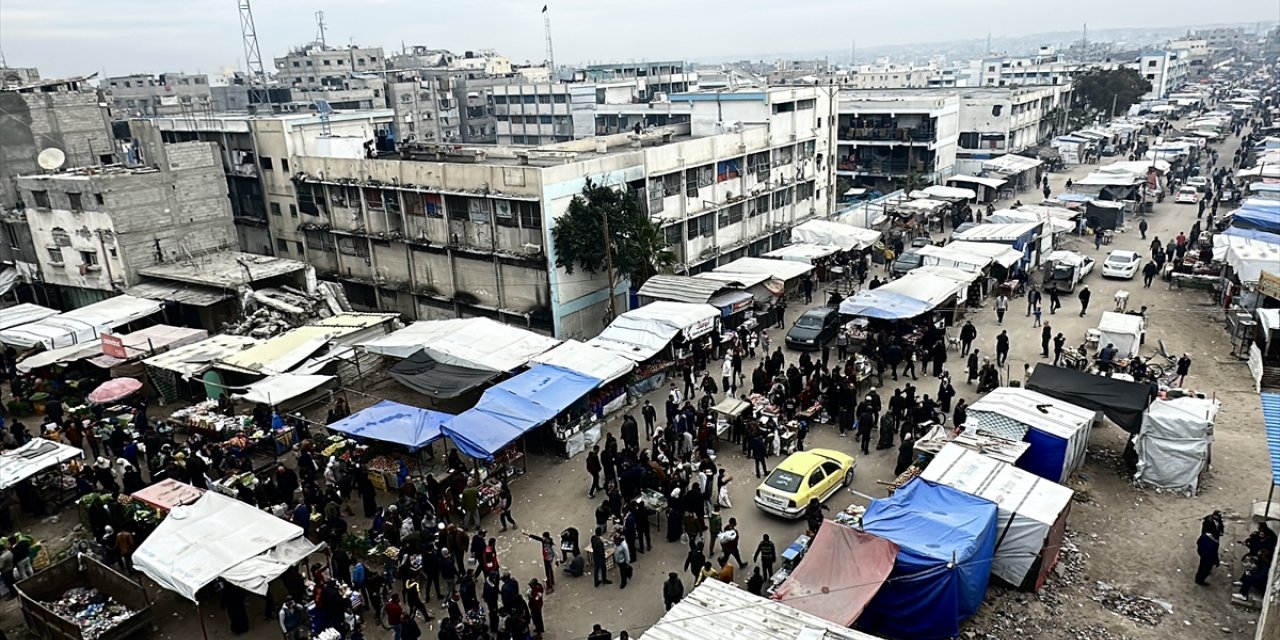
top-left (1091, 581), bottom-right (1170, 626)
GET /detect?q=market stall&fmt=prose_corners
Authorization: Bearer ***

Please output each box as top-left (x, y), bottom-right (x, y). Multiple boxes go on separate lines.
top-left (920, 443), bottom-right (1074, 591)
top-left (1095, 311), bottom-right (1145, 359)
top-left (713, 257), bottom-right (815, 297)
top-left (772, 520), bottom-right (897, 626)
top-left (762, 243), bottom-right (844, 264)
top-left (947, 174), bottom-right (1007, 203)
top-left (0, 295), bottom-right (163, 351)
top-left (358, 317), bottom-right (560, 370)
top-left (964, 387), bottom-right (1095, 484)
top-left (0, 438), bottom-right (83, 492)
top-left (142, 335), bottom-right (262, 403)
top-left (789, 219), bottom-right (883, 251)
top-left (130, 479), bottom-right (205, 512)
top-left (0, 303), bottom-right (57, 332)
top-left (1025, 364), bottom-right (1151, 434)
top-left (387, 349), bottom-right (499, 401)
top-left (530, 340), bottom-right (636, 418)
top-left (1133, 397), bottom-right (1220, 493)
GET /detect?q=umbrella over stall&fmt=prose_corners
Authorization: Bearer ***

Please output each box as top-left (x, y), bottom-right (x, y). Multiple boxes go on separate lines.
top-left (88, 378), bottom-right (144, 404)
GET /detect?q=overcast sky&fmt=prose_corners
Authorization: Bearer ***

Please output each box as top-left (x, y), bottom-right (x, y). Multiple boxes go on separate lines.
top-left (1, 0), bottom-right (1274, 79)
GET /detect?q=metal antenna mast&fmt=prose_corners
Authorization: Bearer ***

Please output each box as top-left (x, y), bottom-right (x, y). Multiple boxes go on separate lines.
top-left (315, 11), bottom-right (327, 47)
top-left (238, 0), bottom-right (270, 108)
top-left (542, 5), bottom-right (556, 82)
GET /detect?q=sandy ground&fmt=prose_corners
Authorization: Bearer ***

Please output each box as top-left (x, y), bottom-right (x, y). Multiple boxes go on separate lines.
top-left (1, 128), bottom-right (1270, 640)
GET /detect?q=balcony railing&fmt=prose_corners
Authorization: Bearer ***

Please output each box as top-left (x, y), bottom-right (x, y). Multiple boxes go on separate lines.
top-left (836, 160), bottom-right (937, 176)
top-left (838, 126), bottom-right (938, 142)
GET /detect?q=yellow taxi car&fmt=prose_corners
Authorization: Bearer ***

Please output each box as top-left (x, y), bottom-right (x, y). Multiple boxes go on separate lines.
top-left (754, 448), bottom-right (856, 518)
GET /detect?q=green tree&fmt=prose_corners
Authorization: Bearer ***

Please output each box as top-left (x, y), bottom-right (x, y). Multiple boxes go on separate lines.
top-left (552, 179), bottom-right (676, 320)
top-left (1071, 68), bottom-right (1152, 127)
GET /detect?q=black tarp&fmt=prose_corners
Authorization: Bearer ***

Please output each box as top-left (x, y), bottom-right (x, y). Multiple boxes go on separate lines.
top-left (1025, 364), bottom-right (1150, 433)
top-left (389, 349), bottom-right (499, 399)
top-left (1085, 201), bottom-right (1124, 231)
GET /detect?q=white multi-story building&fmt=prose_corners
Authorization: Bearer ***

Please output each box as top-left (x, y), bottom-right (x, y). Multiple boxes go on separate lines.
top-left (954, 85), bottom-right (1072, 174)
top-left (836, 91), bottom-right (959, 190)
top-left (1136, 50), bottom-right (1192, 99)
top-left (285, 86), bottom-right (833, 338)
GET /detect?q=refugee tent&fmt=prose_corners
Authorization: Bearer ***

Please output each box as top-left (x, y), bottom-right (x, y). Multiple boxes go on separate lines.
top-left (132, 491), bottom-right (319, 601)
top-left (772, 520), bottom-right (899, 626)
top-left (326, 400), bottom-right (452, 451)
top-left (1096, 312), bottom-right (1145, 358)
top-left (920, 443), bottom-right (1074, 591)
top-left (588, 302), bottom-right (719, 361)
top-left (443, 364), bottom-right (601, 460)
top-left (965, 387), bottom-right (1095, 483)
top-left (857, 479), bottom-right (998, 640)
top-left (388, 350), bottom-right (500, 399)
top-left (1133, 397), bottom-right (1221, 493)
top-left (0, 438), bottom-right (83, 490)
top-left (1025, 364), bottom-right (1150, 434)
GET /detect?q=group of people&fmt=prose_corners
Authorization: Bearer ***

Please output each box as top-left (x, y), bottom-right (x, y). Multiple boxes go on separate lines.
top-left (1195, 511), bottom-right (1277, 605)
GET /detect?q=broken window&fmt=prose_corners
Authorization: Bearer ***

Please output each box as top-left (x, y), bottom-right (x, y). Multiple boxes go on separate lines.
top-left (270, 202), bottom-right (282, 216)
top-left (68, 192), bottom-right (83, 212)
top-left (364, 188), bottom-right (384, 211)
top-left (338, 236), bottom-right (370, 258)
top-left (50, 228), bottom-right (72, 246)
top-left (748, 151), bottom-right (771, 175)
top-left (304, 228), bottom-right (336, 251)
top-left (718, 203), bottom-right (744, 228)
top-left (276, 239), bottom-right (290, 254)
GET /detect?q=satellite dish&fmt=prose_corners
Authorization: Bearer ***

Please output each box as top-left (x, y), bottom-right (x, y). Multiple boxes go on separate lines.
top-left (37, 148), bottom-right (66, 171)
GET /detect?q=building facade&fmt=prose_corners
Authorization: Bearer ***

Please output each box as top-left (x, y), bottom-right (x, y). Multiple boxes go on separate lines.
top-left (12, 142), bottom-right (237, 306)
top-left (106, 73), bottom-right (213, 117)
top-left (836, 91), bottom-right (960, 190)
top-left (954, 86), bottom-right (1072, 175)
top-left (1137, 50), bottom-right (1192, 99)
top-left (272, 44), bottom-right (387, 109)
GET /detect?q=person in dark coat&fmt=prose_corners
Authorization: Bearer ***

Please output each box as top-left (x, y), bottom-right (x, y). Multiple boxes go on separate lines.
top-left (220, 581), bottom-right (250, 634)
top-left (663, 572), bottom-right (684, 611)
top-left (1195, 529), bottom-right (1220, 586)
top-left (1078, 286), bottom-right (1091, 317)
top-left (357, 470), bottom-right (378, 519)
top-left (966, 350), bottom-right (980, 384)
top-left (894, 434), bottom-right (916, 476)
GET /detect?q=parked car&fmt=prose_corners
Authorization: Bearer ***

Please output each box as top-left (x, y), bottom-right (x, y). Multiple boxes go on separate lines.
top-left (785, 307), bottom-right (841, 350)
top-left (1186, 176), bottom-right (1209, 192)
top-left (754, 449), bottom-right (856, 518)
top-left (1042, 250), bottom-right (1095, 293)
top-left (1174, 186), bottom-right (1202, 204)
top-left (1102, 249), bottom-right (1142, 279)
top-left (890, 248), bottom-right (924, 278)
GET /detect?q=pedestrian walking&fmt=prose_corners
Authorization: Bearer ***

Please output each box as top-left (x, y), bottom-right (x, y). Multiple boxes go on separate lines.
top-left (1026, 289), bottom-right (1041, 316)
top-left (528, 578), bottom-right (545, 636)
top-left (995, 330), bottom-right (1010, 366)
top-left (1078, 286), bottom-right (1091, 317)
top-left (959, 320), bottom-right (977, 356)
top-left (753, 534), bottom-right (777, 578)
top-left (1040, 325), bottom-right (1052, 358)
top-left (1195, 528), bottom-right (1220, 586)
top-left (385, 594), bottom-right (404, 640)
top-left (718, 519), bottom-right (745, 568)
top-left (1033, 304), bottom-right (1042, 327)
top-left (1053, 332), bottom-right (1066, 366)
top-left (641, 400), bottom-right (656, 439)
top-left (1048, 287), bottom-right (1060, 314)
top-left (662, 572), bottom-right (684, 611)
top-left (1139, 218), bottom-right (1148, 239)
top-left (995, 294), bottom-right (1009, 325)
top-left (614, 535), bottom-right (633, 589)
top-left (586, 446), bottom-right (602, 498)
top-left (497, 481), bottom-right (517, 532)
top-left (1142, 262), bottom-right (1158, 288)
top-left (1175, 353), bottom-right (1192, 387)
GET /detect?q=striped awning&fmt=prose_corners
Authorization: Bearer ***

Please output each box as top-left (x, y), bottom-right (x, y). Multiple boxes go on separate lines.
top-left (1263, 392), bottom-right (1280, 484)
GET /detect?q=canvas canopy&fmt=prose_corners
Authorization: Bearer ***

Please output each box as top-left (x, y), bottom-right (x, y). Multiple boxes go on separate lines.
top-left (588, 302), bottom-right (719, 362)
top-left (883, 266), bottom-right (980, 305)
top-left (921, 443), bottom-right (1074, 590)
top-left (443, 364), bottom-right (601, 459)
top-left (642, 579), bottom-right (888, 640)
top-left (358, 317), bottom-right (560, 372)
top-left (922, 185), bottom-right (977, 200)
top-left (221, 314), bottom-right (395, 375)
top-left (16, 339), bottom-right (108, 372)
top-left (838, 289), bottom-right (933, 320)
top-left (1096, 312), bottom-right (1145, 358)
top-left (0, 438), bottom-right (83, 490)
top-left (1026, 364), bottom-right (1150, 434)
top-left (1232, 199), bottom-right (1280, 234)
top-left (0, 303), bottom-right (56, 332)
top-left (143, 335), bottom-right (261, 378)
top-left (966, 387), bottom-right (1095, 483)
top-left (636, 275), bottom-right (736, 305)
top-left (952, 221), bottom-right (1040, 243)
top-left (326, 400), bottom-right (450, 450)
top-left (85, 325), bottom-right (209, 368)
top-left (858, 479), bottom-right (998, 640)
top-left (773, 520), bottom-right (898, 626)
top-left (530, 340), bottom-right (635, 384)
top-left (234, 373), bottom-right (335, 406)
top-left (1223, 241), bottom-right (1280, 284)
top-left (130, 479), bottom-right (204, 512)
top-left (983, 154), bottom-right (1043, 174)
top-left (714, 257), bottom-right (814, 282)
top-left (1134, 397), bottom-right (1220, 493)
top-left (0, 294), bottom-right (162, 350)
top-left (388, 350), bottom-right (499, 399)
top-left (948, 174), bottom-right (1008, 190)
top-left (790, 219), bottom-right (883, 250)
top-left (132, 491), bottom-right (312, 601)
top-left (763, 243), bottom-right (843, 263)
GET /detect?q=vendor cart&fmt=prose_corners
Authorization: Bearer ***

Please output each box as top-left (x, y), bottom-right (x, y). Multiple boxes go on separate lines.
top-left (710, 398), bottom-right (751, 438)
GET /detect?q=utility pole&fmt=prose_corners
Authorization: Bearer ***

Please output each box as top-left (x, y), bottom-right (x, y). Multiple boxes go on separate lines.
top-left (315, 11), bottom-right (327, 47)
top-left (542, 5), bottom-right (556, 82)
top-left (602, 210), bottom-right (616, 322)
top-left (237, 0), bottom-right (271, 109)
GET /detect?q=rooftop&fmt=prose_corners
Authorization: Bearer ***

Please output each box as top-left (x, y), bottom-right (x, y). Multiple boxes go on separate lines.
top-left (137, 251), bottom-right (308, 289)
top-left (16, 164), bottom-right (162, 182)
top-left (386, 124), bottom-right (695, 167)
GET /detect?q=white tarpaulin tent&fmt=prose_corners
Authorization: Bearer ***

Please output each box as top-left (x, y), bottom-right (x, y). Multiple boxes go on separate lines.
top-left (0, 295), bottom-right (163, 350)
top-left (714, 257), bottom-right (814, 283)
top-left (762, 243), bottom-right (842, 263)
top-left (0, 303), bottom-right (57, 332)
top-left (16, 339), bottom-right (108, 373)
top-left (235, 373), bottom-right (335, 406)
top-left (0, 438), bottom-right (83, 490)
top-left (1096, 312), bottom-right (1145, 358)
top-left (219, 537), bottom-right (325, 596)
top-left (358, 317), bottom-right (560, 372)
top-left (531, 340), bottom-right (635, 383)
top-left (1134, 397), bottom-right (1220, 493)
top-left (921, 443), bottom-right (1074, 590)
top-left (789, 220), bottom-right (883, 250)
top-left (588, 302), bottom-right (719, 362)
top-left (144, 335), bottom-right (262, 378)
top-left (877, 266), bottom-right (979, 306)
top-left (132, 491), bottom-right (311, 601)
top-left (921, 185), bottom-right (977, 200)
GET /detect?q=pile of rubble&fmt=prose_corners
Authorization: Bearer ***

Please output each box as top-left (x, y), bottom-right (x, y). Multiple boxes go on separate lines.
top-left (1091, 581), bottom-right (1171, 626)
top-left (222, 282), bottom-right (351, 339)
top-left (1037, 532), bottom-right (1086, 612)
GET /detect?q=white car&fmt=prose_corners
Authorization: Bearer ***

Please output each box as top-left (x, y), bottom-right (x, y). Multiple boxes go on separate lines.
top-left (1186, 176), bottom-right (1209, 192)
top-left (1102, 249), bottom-right (1142, 279)
top-left (1175, 186), bottom-right (1202, 204)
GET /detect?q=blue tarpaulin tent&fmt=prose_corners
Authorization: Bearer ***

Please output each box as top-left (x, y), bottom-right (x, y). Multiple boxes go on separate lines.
top-left (838, 290), bottom-right (934, 320)
top-left (443, 364), bottom-right (602, 460)
top-left (1221, 226), bottom-right (1280, 245)
top-left (1262, 392), bottom-right (1280, 485)
top-left (326, 400), bottom-right (451, 451)
top-left (1233, 199), bottom-right (1280, 234)
top-left (857, 479), bottom-right (999, 640)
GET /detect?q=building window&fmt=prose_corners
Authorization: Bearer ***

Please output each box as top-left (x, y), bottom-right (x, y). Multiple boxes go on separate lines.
top-left (553, 94), bottom-right (567, 103)
top-left (276, 238), bottom-right (290, 254)
top-left (68, 192), bottom-right (83, 212)
top-left (261, 157), bottom-right (274, 170)
top-left (47, 247), bottom-right (64, 264)
top-left (80, 250), bottom-right (98, 266)
top-left (749, 195), bottom-right (769, 217)
top-left (94, 193), bottom-right (104, 205)
top-left (50, 227), bottom-right (72, 246)
top-left (1148, 60), bottom-right (1158, 67)
top-left (31, 190), bottom-right (50, 210)
top-left (289, 204), bottom-right (298, 218)
top-left (304, 228), bottom-right (335, 251)
top-left (718, 203), bottom-right (744, 228)
top-left (338, 236), bottom-right (369, 257)
top-left (323, 59), bottom-right (331, 66)
top-left (364, 188), bottom-right (385, 211)
top-left (796, 181), bottom-right (815, 201)
top-left (270, 202), bottom-right (282, 216)
top-left (295, 241), bottom-right (304, 254)
top-left (282, 159), bottom-right (289, 172)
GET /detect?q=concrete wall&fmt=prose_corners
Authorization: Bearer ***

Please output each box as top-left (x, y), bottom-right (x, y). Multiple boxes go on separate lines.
top-left (0, 88), bottom-right (114, 209)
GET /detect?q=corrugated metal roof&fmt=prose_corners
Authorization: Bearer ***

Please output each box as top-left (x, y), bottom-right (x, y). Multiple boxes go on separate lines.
top-left (637, 275), bottom-right (733, 304)
top-left (125, 280), bottom-right (231, 307)
top-left (220, 314), bottom-right (395, 374)
top-left (144, 335), bottom-right (261, 377)
top-left (1262, 392), bottom-right (1280, 484)
top-left (640, 578), bottom-right (887, 640)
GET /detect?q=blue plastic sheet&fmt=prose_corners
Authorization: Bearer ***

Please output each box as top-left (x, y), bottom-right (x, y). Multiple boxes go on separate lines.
top-left (1221, 226), bottom-right (1280, 245)
top-left (1233, 198), bottom-right (1280, 234)
top-left (838, 290), bottom-right (934, 320)
top-left (325, 400), bottom-right (451, 451)
top-left (442, 365), bottom-right (602, 460)
top-left (858, 479), bottom-right (999, 640)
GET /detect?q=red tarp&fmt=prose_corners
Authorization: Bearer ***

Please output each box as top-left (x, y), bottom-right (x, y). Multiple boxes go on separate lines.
top-left (131, 479), bottom-right (205, 512)
top-left (771, 520), bottom-right (899, 626)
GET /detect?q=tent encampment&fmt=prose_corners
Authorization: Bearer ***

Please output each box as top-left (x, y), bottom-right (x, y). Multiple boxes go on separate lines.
top-left (1025, 364), bottom-right (1151, 434)
top-left (858, 479), bottom-right (998, 640)
top-left (132, 491), bottom-right (319, 601)
top-left (965, 387), bottom-right (1095, 483)
top-left (326, 400), bottom-right (452, 451)
top-left (773, 520), bottom-right (898, 626)
top-left (0, 438), bottom-right (83, 490)
top-left (920, 443), bottom-right (1074, 591)
top-left (1134, 397), bottom-right (1220, 493)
